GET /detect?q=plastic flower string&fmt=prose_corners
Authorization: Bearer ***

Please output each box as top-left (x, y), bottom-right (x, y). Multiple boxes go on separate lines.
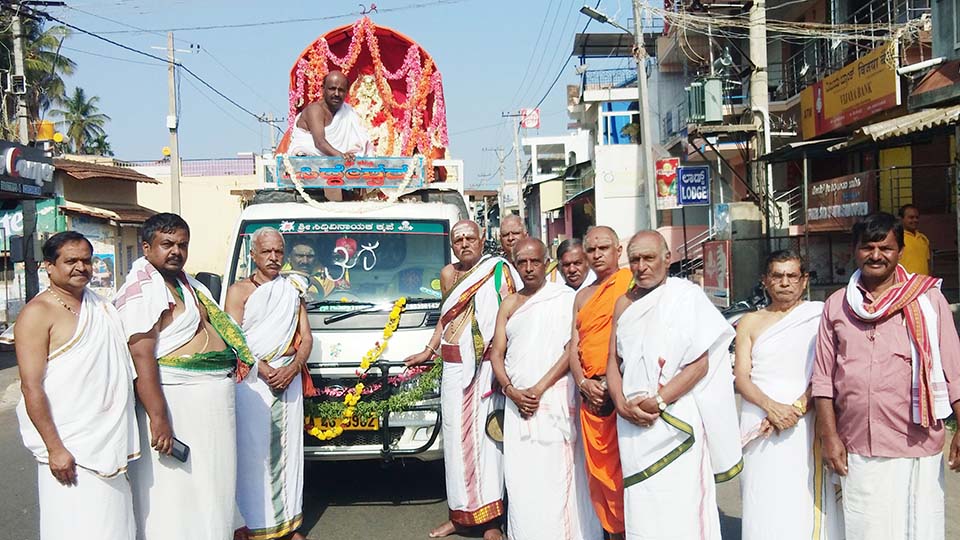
top-left (306, 297), bottom-right (407, 441)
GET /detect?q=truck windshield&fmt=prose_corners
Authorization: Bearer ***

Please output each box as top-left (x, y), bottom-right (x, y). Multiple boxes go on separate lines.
top-left (231, 218), bottom-right (449, 310)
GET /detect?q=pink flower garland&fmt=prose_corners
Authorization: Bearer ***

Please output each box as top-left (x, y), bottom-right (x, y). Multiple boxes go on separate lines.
top-left (284, 16), bottom-right (449, 163)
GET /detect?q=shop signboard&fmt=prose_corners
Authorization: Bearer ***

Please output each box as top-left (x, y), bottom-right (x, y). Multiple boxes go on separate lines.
top-left (655, 157), bottom-right (680, 209)
top-left (677, 166), bottom-right (710, 206)
top-left (800, 45), bottom-right (900, 139)
top-left (806, 171), bottom-right (877, 232)
top-left (702, 239), bottom-right (731, 308)
top-left (0, 141), bottom-right (55, 196)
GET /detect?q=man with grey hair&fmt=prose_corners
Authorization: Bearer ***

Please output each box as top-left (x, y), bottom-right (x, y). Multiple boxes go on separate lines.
top-left (607, 231), bottom-right (741, 539)
top-left (226, 227), bottom-right (313, 540)
top-left (499, 215), bottom-right (527, 265)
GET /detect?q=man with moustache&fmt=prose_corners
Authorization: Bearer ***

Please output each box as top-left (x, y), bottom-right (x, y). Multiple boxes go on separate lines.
top-left (405, 220), bottom-right (520, 540)
top-left (546, 238), bottom-right (596, 291)
top-left (567, 225), bottom-right (631, 539)
top-left (16, 232), bottom-right (139, 540)
top-left (114, 213), bottom-right (255, 540)
top-left (734, 250), bottom-right (841, 540)
top-left (287, 70), bottom-right (374, 159)
top-left (226, 228), bottom-right (313, 540)
top-left (813, 212), bottom-right (960, 540)
top-left (607, 231), bottom-right (741, 540)
top-left (498, 214), bottom-right (527, 265)
top-left (489, 238), bottom-right (601, 540)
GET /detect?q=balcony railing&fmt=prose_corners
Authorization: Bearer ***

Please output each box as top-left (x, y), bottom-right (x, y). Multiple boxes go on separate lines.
top-left (116, 157), bottom-right (257, 177)
top-left (770, 0), bottom-right (930, 101)
top-left (582, 68), bottom-right (637, 92)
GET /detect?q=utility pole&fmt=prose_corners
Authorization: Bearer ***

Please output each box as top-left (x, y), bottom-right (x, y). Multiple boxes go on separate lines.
top-left (501, 112), bottom-right (525, 221)
top-left (166, 32), bottom-right (182, 214)
top-left (631, 0), bottom-right (658, 231)
top-left (749, 0), bottom-right (773, 232)
top-left (10, 4), bottom-right (39, 301)
top-left (483, 146), bottom-right (508, 219)
top-left (257, 114), bottom-right (285, 152)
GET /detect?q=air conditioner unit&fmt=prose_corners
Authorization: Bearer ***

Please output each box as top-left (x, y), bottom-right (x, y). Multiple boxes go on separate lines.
top-left (9, 74), bottom-right (26, 95)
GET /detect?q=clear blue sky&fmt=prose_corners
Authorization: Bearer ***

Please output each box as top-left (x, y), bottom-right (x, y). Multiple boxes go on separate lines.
top-left (47, 0), bottom-right (634, 189)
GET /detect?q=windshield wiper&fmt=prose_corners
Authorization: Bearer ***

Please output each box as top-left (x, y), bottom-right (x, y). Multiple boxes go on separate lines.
top-left (323, 303), bottom-right (382, 324)
top-left (305, 299), bottom-right (374, 310)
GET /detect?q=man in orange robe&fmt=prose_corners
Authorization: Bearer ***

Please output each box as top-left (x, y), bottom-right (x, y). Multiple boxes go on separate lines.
top-left (568, 226), bottom-right (631, 539)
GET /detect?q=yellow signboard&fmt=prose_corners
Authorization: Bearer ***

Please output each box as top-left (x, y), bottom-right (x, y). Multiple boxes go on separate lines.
top-left (801, 45), bottom-right (900, 139)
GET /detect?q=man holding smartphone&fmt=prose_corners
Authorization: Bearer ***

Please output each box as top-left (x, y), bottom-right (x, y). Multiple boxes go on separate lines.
top-left (114, 213), bottom-right (255, 540)
top-left (16, 231), bottom-right (140, 540)
top-left (226, 227), bottom-right (312, 540)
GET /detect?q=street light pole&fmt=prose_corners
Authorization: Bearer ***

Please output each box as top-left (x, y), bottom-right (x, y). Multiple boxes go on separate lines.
top-left (11, 5), bottom-right (39, 301)
top-left (580, 3), bottom-right (657, 231)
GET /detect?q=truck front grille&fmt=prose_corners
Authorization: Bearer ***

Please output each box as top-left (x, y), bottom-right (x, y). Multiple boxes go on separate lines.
top-left (305, 427), bottom-right (405, 447)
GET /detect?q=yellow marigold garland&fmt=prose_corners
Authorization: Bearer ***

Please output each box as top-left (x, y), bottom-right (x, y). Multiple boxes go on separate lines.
top-left (306, 297), bottom-right (407, 441)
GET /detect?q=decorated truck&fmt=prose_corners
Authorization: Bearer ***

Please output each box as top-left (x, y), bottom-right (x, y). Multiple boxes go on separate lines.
top-left (207, 17), bottom-right (465, 461)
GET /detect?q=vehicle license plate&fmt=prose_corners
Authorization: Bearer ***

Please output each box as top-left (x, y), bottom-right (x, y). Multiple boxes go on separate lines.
top-left (318, 415), bottom-right (380, 431)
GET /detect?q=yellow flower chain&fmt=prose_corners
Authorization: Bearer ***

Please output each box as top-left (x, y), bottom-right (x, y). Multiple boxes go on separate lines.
top-left (306, 297), bottom-right (407, 441)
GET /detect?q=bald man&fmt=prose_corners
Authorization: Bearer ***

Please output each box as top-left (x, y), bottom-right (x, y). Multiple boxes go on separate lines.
top-left (568, 225), bottom-right (632, 539)
top-left (288, 70), bottom-right (374, 159)
top-left (489, 238), bottom-right (601, 540)
top-left (405, 220), bottom-right (521, 540)
top-left (607, 231), bottom-right (741, 540)
top-left (498, 215), bottom-right (527, 265)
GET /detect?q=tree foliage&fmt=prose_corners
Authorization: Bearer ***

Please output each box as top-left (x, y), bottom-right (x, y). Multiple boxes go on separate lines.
top-left (49, 87), bottom-right (111, 154)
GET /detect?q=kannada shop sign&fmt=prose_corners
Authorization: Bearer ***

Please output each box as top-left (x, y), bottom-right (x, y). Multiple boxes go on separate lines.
top-left (800, 45), bottom-right (900, 140)
top-left (655, 157), bottom-right (680, 210)
top-left (677, 166), bottom-right (710, 206)
top-left (276, 155), bottom-right (425, 189)
top-left (806, 171), bottom-right (876, 232)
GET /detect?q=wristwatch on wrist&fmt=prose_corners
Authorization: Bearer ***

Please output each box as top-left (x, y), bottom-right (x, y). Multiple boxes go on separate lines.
top-left (654, 393), bottom-right (667, 411)
top-left (792, 399), bottom-right (807, 414)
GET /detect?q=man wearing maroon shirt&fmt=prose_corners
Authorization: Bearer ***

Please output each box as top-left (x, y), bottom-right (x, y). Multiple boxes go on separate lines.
top-left (812, 212), bottom-right (960, 540)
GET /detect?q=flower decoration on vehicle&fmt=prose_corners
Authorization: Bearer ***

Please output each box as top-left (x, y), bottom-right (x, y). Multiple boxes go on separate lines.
top-left (284, 16), bottom-right (449, 182)
top-left (305, 296), bottom-right (410, 441)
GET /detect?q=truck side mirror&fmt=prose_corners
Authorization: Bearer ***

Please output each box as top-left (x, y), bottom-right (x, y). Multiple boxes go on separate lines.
top-left (195, 272), bottom-right (223, 302)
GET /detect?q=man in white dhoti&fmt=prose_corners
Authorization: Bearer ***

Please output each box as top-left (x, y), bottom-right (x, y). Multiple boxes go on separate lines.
top-left (734, 250), bottom-right (841, 540)
top-left (813, 212), bottom-right (960, 540)
top-left (607, 231), bottom-right (742, 540)
top-left (405, 219), bottom-right (520, 540)
top-left (16, 231), bottom-right (139, 540)
top-left (114, 213), bottom-right (256, 540)
top-left (489, 238), bottom-right (601, 540)
top-left (288, 70), bottom-right (375, 159)
top-left (226, 227), bottom-right (312, 540)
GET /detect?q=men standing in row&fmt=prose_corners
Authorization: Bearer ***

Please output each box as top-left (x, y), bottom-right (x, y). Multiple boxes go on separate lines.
top-left (734, 251), bottom-right (841, 540)
top-left (16, 232), bottom-right (140, 540)
top-left (115, 213), bottom-right (255, 540)
top-left (607, 231), bottom-right (741, 539)
top-left (814, 212), bottom-right (960, 540)
top-left (498, 214), bottom-right (527, 265)
top-left (405, 220), bottom-right (519, 540)
top-left (489, 238), bottom-right (601, 540)
top-left (226, 228), bottom-right (312, 540)
top-left (899, 204), bottom-right (930, 276)
top-left (568, 226), bottom-right (631, 539)
top-left (547, 238), bottom-right (596, 291)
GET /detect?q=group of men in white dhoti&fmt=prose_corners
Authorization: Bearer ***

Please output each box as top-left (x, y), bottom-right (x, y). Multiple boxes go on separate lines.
top-left (18, 210), bottom-right (960, 540)
top-left (16, 214), bottom-right (311, 540)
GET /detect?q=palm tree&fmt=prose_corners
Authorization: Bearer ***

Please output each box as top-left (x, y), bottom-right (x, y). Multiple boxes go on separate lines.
top-left (0, 19), bottom-right (76, 125)
top-left (87, 134), bottom-right (114, 156)
top-left (49, 87), bottom-right (110, 154)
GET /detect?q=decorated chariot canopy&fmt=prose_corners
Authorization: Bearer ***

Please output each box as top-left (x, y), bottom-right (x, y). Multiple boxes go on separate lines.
top-left (278, 16), bottom-right (449, 181)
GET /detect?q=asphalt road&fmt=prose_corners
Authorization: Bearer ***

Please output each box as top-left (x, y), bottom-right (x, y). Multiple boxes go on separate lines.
top-left (1, 349), bottom-right (959, 540)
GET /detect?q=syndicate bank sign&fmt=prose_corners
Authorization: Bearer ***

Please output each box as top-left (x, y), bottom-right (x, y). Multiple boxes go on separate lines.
top-left (800, 45), bottom-right (900, 140)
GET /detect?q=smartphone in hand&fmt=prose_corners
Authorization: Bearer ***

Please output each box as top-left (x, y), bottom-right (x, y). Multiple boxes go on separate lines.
top-left (169, 438), bottom-right (190, 463)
